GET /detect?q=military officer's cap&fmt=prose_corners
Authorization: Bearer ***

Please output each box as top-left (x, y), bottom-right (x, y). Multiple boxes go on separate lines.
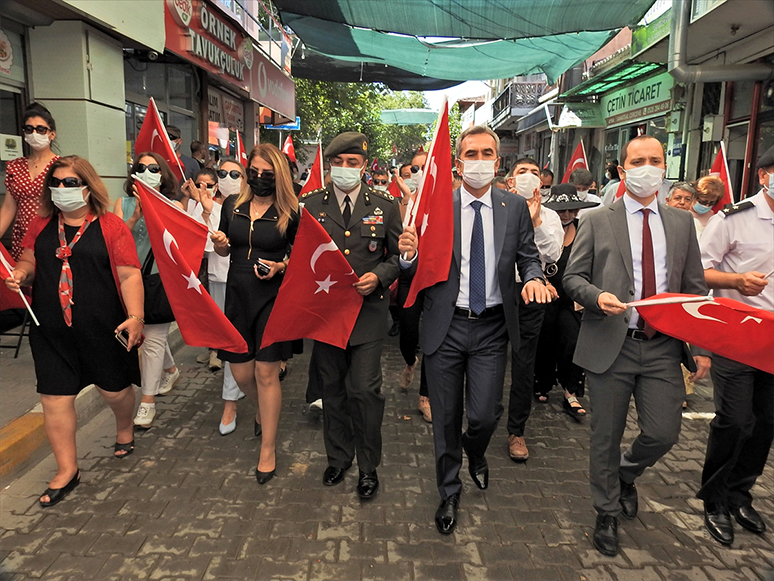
top-left (324, 132), bottom-right (368, 159)
top-left (757, 144), bottom-right (774, 169)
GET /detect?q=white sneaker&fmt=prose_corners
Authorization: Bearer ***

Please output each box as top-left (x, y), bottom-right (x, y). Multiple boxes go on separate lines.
top-left (208, 351), bottom-right (223, 371)
top-left (196, 350), bottom-right (210, 364)
top-left (134, 402), bottom-right (156, 428)
top-left (309, 398), bottom-right (323, 411)
top-left (158, 368), bottom-right (180, 395)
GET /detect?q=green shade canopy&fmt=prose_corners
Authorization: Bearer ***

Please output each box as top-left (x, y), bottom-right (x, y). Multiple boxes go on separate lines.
top-left (380, 109), bottom-right (439, 125)
top-left (274, 0), bottom-right (656, 40)
top-left (284, 13), bottom-right (616, 85)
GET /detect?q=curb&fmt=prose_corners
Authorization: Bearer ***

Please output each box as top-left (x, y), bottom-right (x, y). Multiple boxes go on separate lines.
top-left (0, 324), bottom-right (183, 486)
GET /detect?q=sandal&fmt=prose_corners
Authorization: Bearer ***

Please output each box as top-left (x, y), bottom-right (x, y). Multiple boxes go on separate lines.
top-left (562, 396), bottom-right (586, 421)
top-left (114, 440), bottom-right (135, 458)
top-left (39, 470), bottom-right (80, 507)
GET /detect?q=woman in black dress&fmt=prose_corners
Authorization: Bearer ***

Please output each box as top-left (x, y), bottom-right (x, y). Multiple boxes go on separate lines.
top-left (210, 144), bottom-right (299, 485)
top-left (5, 156), bottom-right (143, 507)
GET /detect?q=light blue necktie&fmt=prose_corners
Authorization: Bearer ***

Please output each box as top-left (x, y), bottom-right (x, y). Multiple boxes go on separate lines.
top-left (469, 200), bottom-right (486, 315)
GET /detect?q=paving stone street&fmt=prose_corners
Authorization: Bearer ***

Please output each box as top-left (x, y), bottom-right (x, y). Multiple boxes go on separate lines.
top-left (1, 337), bottom-right (773, 581)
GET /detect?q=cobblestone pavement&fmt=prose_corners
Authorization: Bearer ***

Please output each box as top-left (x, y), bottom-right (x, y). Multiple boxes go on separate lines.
top-left (1, 338), bottom-right (772, 581)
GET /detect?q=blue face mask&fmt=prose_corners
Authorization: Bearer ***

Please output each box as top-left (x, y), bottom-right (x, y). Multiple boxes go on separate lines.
top-left (693, 201), bottom-right (713, 215)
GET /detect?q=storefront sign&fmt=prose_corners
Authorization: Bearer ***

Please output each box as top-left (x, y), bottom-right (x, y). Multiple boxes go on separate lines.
top-left (601, 72), bottom-right (674, 127)
top-left (0, 133), bottom-right (22, 161)
top-left (556, 103), bottom-right (606, 129)
top-left (208, 86), bottom-right (244, 131)
top-left (0, 28), bottom-right (25, 84)
top-left (250, 46), bottom-right (295, 122)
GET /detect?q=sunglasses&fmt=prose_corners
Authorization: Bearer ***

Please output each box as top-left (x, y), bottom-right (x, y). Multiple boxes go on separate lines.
top-left (195, 182), bottom-right (215, 189)
top-left (410, 165), bottom-right (423, 174)
top-left (50, 177), bottom-right (84, 188)
top-left (218, 169), bottom-right (242, 180)
top-left (168, 134), bottom-right (180, 141)
top-left (23, 124), bottom-right (51, 135)
top-left (137, 163), bottom-right (161, 174)
top-left (247, 168), bottom-right (275, 180)
top-left (373, 179), bottom-right (388, 185)
top-left (695, 199), bottom-right (715, 207)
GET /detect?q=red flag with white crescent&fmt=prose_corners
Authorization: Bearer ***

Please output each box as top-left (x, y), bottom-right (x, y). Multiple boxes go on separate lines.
top-left (561, 141), bottom-right (588, 183)
top-left (134, 97), bottom-right (185, 182)
top-left (371, 157), bottom-right (379, 172)
top-left (614, 178), bottom-right (627, 200)
top-left (636, 293), bottom-right (774, 374)
top-left (261, 209), bottom-right (363, 349)
top-left (387, 178), bottom-right (402, 199)
top-left (282, 135), bottom-right (296, 163)
top-left (134, 180), bottom-right (248, 353)
top-left (299, 143), bottom-right (323, 197)
top-left (709, 141), bottom-right (733, 213)
top-left (235, 131), bottom-right (249, 168)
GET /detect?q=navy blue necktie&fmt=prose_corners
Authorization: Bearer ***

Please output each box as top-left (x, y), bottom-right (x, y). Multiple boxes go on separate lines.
top-left (469, 200), bottom-right (486, 315)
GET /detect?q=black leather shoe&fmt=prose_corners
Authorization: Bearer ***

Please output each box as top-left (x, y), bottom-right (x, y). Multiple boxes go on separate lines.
top-left (357, 470), bottom-right (379, 499)
top-left (39, 470), bottom-right (80, 508)
top-left (388, 321), bottom-right (400, 337)
top-left (435, 494), bottom-right (460, 535)
top-left (592, 514), bottom-right (619, 557)
top-left (322, 466), bottom-right (348, 486)
top-left (254, 420), bottom-right (262, 438)
top-left (732, 505), bottom-right (766, 534)
top-left (619, 478), bottom-right (638, 519)
top-left (465, 450), bottom-right (489, 490)
top-left (705, 503), bottom-right (734, 545)
top-left (255, 468), bottom-right (275, 485)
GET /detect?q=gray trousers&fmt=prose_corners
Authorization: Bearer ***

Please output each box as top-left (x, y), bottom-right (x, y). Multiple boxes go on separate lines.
top-left (425, 312), bottom-right (508, 500)
top-left (315, 339), bottom-right (385, 474)
top-left (586, 334), bottom-right (685, 515)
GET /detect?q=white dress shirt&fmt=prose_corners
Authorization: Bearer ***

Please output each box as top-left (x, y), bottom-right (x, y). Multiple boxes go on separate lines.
top-left (333, 183), bottom-right (360, 216)
top-left (577, 191), bottom-right (603, 219)
top-left (187, 198), bottom-right (229, 283)
top-left (624, 194), bottom-right (668, 328)
top-left (515, 204), bottom-right (563, 282)
top-left (701, 191), bottom-right (774, 313)
top-left (457, 185), bottom-right (502, 309)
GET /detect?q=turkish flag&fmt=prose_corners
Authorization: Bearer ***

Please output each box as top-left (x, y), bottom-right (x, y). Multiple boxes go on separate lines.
top-left (710, 141), bottom-right (733, 213)
top-left (371, 157), bottom-right (379, 172)
top-left (235, 131), bottom-right (249, 168)
top-left (261, 209), bottom-right (362, 350)
top-left (134, 180), bottom-right (248, 353)
top-left (561, 141), bottom-right (588, 183)
top-left (404, 101), bottom-right (453, 309)
top-left (299, 142), bottom-right (323, 197)
top-left (636, 293), bottom-right (773, 374)
top-left (614, 179), bottom-right (627, 200)
top-left (0, 244), bottom-right (26, 311)
top-left (388, 178), bottom-right (402, 199)
top-left (134, 97), bottom-right (185, 182)
top-left (282, 135), bottom-right (296, 162)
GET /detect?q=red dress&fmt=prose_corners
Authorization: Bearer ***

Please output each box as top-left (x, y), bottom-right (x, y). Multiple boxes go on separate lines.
top-left (4, 155), bottom-right (60, 260)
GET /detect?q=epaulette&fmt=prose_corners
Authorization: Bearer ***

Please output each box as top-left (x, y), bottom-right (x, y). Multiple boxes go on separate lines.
top-left (370, 188), bottom-right (395, 202)
top-left (721, 200), bottom-right (754, 216)
top-left (300, 187), bottom-right (326, 200)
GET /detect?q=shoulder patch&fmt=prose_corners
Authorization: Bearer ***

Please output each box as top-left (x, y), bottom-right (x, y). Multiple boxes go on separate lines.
top-left (300, 187), bottom-right (326, 200)
top-left (721, 200), bottom-right (754, 216)
top-left (371, 189), bottom-right (395, 202)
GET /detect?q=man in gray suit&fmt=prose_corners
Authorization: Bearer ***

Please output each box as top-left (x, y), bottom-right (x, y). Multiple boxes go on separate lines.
top-left (403, 126), bottom-right (550, 535)
top-left (563, 135), bottom-right (711, 556)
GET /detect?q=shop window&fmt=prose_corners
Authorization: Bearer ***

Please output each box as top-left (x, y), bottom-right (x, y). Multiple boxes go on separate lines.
top-left (729, 80), bottom-right (755, 120)
top-left (168, 64), bottom-right (195, 113)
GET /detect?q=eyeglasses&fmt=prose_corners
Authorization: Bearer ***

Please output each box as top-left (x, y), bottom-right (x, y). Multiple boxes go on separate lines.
top-left (195, 182), bottom-right (215, 190)
top-left (23, 124), bottom-right (51, 135)
top-left (695, 199), bottom-right (715, 207)
top-left (137, 163), bottom-right (161, 174)
top-left (50, 177), bottom-right (84, 188)
top-left (373, 179), bottom-right (388, 185)
top-left (247, 168), bottom-right (275, 180)
top-left (218, 169), bottom-right (242, 180)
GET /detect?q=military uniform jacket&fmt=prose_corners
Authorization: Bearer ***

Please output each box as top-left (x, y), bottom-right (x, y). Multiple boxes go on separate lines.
top-left (301, 182), bottom-right (402, 345)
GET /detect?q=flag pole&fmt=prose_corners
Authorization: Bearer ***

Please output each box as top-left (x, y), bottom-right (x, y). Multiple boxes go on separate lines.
top-left (0, 251), bottom-right (40, 326)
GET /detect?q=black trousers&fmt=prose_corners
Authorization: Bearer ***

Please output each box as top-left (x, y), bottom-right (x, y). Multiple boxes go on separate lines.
top-left (315, 339), bottom-right (386, 474)
top-left (697, 355), bottom-right (774, 508)
top-left (534, 301), bottom-right (585, 397)
top-left (397, 273), bottom-right (428, 397)
top-left (506, 289), bottom-right (547, 437)
top-left (425, 311), bottom-right (508, 500)
top-left (305, 342), bottom-right (323, 403)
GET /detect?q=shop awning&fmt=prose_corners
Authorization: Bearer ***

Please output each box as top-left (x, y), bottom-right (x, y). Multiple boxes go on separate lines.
top-left (274, 0), bottom-right (657, 40)
top-left (560, 61), bottom-right (664, 99)
top-left (516, 104), bottom-right (559, 135)
top-left (380, 109), bottom-right (438, 125)
top-left (554, 103), bottom-right (607, 129)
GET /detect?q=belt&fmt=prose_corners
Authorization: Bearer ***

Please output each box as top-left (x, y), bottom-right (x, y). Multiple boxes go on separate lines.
top-left (454, 304), bottom-right (504, 319)
top-left (626, 328), bottom-right (663, 341)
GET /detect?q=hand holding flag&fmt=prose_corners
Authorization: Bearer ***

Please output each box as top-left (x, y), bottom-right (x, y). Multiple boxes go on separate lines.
top-left (0, 245), bottom-right (40, 325)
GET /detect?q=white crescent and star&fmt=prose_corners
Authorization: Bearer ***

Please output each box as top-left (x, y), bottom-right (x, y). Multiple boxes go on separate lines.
top-left (315, 274), bottom-right (337, 294)
top-left (182, 270), bottom-right (203, 294)
top-left (151, 128), bottom-right (162, 149)
top-left (163, 229), bottom-right (179, 265)
top-left (682, 301), bottom-right (726, 324)
top-left (310, 241), bottom-right (338, 273)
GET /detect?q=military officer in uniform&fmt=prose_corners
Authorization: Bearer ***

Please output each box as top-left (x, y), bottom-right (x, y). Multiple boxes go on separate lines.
top-left (300, 132), bottom-right (403, 499)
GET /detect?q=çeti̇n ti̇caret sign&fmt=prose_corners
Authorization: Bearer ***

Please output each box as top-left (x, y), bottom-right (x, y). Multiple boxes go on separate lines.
top-left (600, 72), bottom-right (674, 127)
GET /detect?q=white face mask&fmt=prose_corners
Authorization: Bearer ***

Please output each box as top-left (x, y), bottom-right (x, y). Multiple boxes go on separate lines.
top-left (135, 170), bottom-right (162, 189)
top-left (460, 159), bottom-right (496, 190)
top-left (404, 177), bottom-right (417, 193)
top-left (51, 186), bottom-right (89, 212)
top-left (330, 165), bottom-right (363, 191)
top-left (513, 173), bottom-right (542, 199)
top-left (25, 132), bottom-right (51, 151)
top-left (575, 189), bottom-right (588, 201)
top-left (218, 175), bottom-right (242, 197)
top-left (373, 184), bottom-right (388, 192)
top-left (765, 171), bottom-right (774, 201)
top-left (623, 165), bottom-right (665, 199)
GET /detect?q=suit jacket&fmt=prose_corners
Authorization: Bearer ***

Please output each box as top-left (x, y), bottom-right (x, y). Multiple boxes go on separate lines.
top-left (562, 198), bottom-right (708, 374)
top-left (420, 187), bottom-right (543, 356)
top-left (301, 182), bottom-right (401, 345)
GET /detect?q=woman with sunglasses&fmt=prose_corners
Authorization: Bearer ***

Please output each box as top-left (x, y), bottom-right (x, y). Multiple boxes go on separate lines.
top-left (1, 103), bottom-right (60, 260)
top-left (5, 155), bottom-right (143, 507)
top-left (113, 153), bottom-right (182, 429)
top-left (691, 176), bottom-right (725, 238)
top-left (211, 146), bottom-right (299, 485)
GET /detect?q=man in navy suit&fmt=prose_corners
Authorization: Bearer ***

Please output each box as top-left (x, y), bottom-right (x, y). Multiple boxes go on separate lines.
top-left (402, 126), bottom-right (550, 534)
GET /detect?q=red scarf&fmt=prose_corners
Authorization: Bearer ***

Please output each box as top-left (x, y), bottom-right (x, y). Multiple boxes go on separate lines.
top-left (56, 212), bottom-right (94, 326)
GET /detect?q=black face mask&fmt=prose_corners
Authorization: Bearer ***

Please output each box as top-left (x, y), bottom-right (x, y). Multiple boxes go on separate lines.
top-left (248, 176), bottom-right (275, 197)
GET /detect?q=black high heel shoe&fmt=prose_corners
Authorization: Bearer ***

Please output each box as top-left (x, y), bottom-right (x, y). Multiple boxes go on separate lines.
top-left (254, 419), bottom-right (262, 438)
top-left (39, 470), bottom-right (80, 508)
top-left (255, 467), bottom-right (275, 485)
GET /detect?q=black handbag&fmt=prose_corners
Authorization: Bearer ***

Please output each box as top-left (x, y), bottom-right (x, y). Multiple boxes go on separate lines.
top-left (141, 250), bottom-right (175, 324)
